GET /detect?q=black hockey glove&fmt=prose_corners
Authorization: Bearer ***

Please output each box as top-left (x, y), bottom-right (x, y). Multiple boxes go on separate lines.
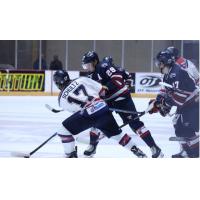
top-left (155, 94), bottom-right (172, 117)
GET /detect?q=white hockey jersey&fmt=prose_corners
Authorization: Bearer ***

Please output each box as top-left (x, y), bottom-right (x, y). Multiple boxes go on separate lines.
top-left (58, 77), bottom-right (103, 113)
top-left (176, 57), bottom-right (199, 85)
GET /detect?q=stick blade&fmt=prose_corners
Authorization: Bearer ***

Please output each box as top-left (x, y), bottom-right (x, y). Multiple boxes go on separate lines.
top-left (45, 104), bottom-right (63, 113)
top-left (169, 135), bottom-right (199, 142)
top-left (45, 104), bottom-right (52, 111)
top-left (10, 151), bottom-right (30, 158)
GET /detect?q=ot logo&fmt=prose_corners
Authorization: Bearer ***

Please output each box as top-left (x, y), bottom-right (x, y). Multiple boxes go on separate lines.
top-left (140, 76), bottom-right (161, 87)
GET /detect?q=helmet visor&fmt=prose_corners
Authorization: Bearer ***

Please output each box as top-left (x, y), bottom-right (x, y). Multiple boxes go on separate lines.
top-left (155, 60), bottom-right (162, 68)
top-left (82, 62), bottom-right (94, 71)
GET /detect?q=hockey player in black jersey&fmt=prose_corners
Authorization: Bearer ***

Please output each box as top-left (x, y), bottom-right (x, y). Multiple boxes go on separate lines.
top-left (149, 50), bottom-right (199, 158)
top-left (81, 51), bottom-right (164, 158)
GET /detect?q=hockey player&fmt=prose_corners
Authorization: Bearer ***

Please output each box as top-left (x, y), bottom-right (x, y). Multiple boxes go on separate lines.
top-left (149, 50), bottom-right (199, 158)
top-left (166, 46), bottom-right (199, 86)
top-left (81, 51), bottom-right (164, 158)
top-left (53, 70), bottom-right (147, 158)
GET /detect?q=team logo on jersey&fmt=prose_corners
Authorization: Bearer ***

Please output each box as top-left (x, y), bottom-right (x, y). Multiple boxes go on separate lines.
top-left (170, 73), bottom-right (176, 78)
top-left (139, 75), bottom-right (161, 88)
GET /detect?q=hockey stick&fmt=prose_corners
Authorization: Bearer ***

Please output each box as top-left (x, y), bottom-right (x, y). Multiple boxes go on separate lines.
top-left (45, 104), bottom-right (144, 116)
top-left (169, 135), bottom-right (199, 142)
top-left (118, 111), bottom-right (146, 129)
top-left (118, 101), bottom-right (155, 129)
top-left (109, 108), bottom-right (145, 115)
top-left (159, 82), bottom-right (199, 95)
top-left (46, 100), bottom-right (154, 129)
top-left (159, 82), bottom-right (173, 89)
top-left (11, 133), bottom-right (57, 158)
top-left (45, 104), bottom-right (64, 113)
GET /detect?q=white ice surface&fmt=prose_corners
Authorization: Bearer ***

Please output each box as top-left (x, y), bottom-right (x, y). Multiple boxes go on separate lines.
top-left (0, 96), bottom-right (179, 158)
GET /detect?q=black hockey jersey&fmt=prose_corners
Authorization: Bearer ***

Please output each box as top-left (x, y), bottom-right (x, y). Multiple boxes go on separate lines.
top-left (163, 64), bottom-right (197, 107)
top-left (91, 60), bottom-right (130, 101)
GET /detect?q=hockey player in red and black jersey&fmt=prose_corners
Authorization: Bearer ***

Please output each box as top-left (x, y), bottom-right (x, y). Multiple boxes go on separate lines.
top-left (81, 51), bottom-right (164, 158)
top-left (149, 50), bottom-right (199, 158)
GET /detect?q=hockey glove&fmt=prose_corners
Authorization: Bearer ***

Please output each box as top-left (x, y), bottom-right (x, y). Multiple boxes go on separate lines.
top-left (148, 99), bottom-right (160, 114)
top-left (155, 94), bottom-right (172, 117)
top-left (125, 78), bottom-right (134, 89)
top-left (99, 86), bottom-right (109, 98)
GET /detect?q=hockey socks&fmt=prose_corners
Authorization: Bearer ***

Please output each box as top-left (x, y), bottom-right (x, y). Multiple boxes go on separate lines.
top-left (136, 126), bottom-right (157, 148)
top-left (89, 131), bottom-right (100, 145)
top-left (57, 134), bottom-right (77, 157)
top-left (111, 133), bottom-right (147, 157)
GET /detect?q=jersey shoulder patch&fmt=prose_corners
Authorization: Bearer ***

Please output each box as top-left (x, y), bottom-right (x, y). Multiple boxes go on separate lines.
top-left (176, 57), bottom-right (187, 68)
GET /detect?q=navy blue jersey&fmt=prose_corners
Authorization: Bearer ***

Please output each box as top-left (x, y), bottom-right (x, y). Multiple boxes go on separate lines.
top-left (92, 60), bottom-right (130, 101)
top-left (163, 64), bottom-right (197, 107)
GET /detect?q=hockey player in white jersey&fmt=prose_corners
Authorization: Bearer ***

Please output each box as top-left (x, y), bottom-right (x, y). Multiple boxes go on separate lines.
top-left (166, 46), bottom-right (199, 86)
top-left (53, 70), bottom-right (147, 158)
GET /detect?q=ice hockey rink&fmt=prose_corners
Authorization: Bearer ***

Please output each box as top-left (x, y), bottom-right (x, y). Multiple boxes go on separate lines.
top-left (0, 96), bottom-right (180, 158)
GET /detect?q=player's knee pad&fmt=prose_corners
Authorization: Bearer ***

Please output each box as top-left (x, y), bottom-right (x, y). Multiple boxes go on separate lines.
top-left (129, 120), bottom-right (144, 132)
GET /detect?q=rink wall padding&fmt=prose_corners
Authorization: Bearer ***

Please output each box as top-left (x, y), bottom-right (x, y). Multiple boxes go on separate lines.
top-left (0, 92), bottom-right (55, 96)
top-left (0, 70), bottom-right (45, 92)
top-left (0, 91), bottom-right (157, 98)
top-left (0, 70), bottom-right (160, 98)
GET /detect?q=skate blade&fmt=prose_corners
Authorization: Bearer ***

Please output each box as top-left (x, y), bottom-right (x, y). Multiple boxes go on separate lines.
top-left (83, 154), bottom-right (95, 158)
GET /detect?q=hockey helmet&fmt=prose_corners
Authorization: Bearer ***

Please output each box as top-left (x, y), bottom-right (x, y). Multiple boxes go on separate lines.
top-left (102, 56), bottom-right (113, 66)
top-left (155, 51), bottom-right (174, 74)
top-left (81, 51), bottom-right (99, 70)
top-left (166, 46), bottom-right (179, 60)
top-left (53, 70), bottom-right (71, 90)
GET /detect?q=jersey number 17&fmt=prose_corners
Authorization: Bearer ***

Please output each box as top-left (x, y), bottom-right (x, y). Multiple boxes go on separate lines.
top-left (67, 85), bottom-right (93, 107)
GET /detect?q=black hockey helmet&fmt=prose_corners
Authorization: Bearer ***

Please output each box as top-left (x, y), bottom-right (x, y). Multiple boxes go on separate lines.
top-left (82, 51), bottom-right (99, 66)
top-left (53, 70), bottom-right (71, 90)
top-left (103, 56), bottom-right (113, 65)
top-left (155, 51), bottom-right (174, 74)
top-left (156, 50), bottom-right (174, 67)
top-left (166, 46), bottom-right (179, 60)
